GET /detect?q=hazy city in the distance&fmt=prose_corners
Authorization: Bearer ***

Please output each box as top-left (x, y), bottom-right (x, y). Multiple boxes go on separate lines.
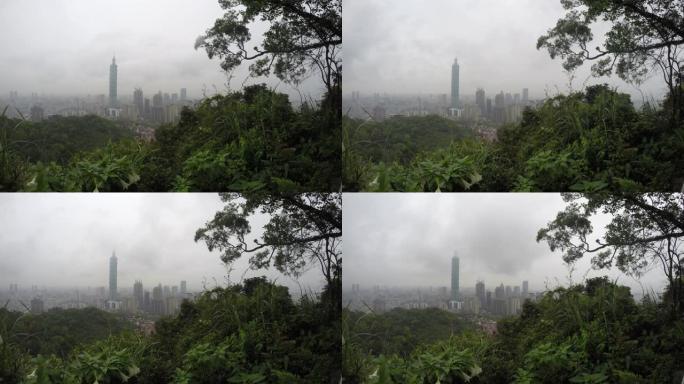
top-left (0, 194), bottom-right (326, 318)
top-left (343, 194), bottom-right (666, 318)
top-left (2, 250), bottom-right (196, 320)
top-left (343, 0), bottom-right (665, 136)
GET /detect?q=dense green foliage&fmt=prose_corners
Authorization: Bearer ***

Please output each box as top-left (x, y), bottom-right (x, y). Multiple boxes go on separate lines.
top-left (0, 278), bottom-right (340, 383)
top-left (2, 115), bottom-right (133, 165)
top-left (348, 115), bottom-right (473, 166)
top-left (141, 85), bottom-right (340, 192)
top-left (344, 278), bottom-right (684, 383)
top-left (346, 308), bottom-right (474, 358)
top-left (1, 85), bottom-right (340, 192)
top-left (3, 307), bottom-right (132, 359)
top-left (345, 85), bottom-right (684, 191)
top-left (141, 277), bottom-right (340, 383)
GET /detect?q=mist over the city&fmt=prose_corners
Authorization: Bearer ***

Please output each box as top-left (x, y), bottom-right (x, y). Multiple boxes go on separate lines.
top-left (0, 194), bottom-right (323, 292)
top-left (343, 194), bottom-right (666, 295)
top-left (343, 0), bottom-right (664, 101)
top-left (0, 0), bottom-right (321, 99)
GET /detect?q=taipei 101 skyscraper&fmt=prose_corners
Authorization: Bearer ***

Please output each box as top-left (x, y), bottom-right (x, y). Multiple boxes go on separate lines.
top-left (109, 250), bottom-right (117, 300)
top-left (109, 56), bottom-right (118, 107)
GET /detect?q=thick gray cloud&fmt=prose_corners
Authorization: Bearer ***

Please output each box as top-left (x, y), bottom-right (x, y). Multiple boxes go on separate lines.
top-left (0, 194), bottom-right (324, 293)
top-left (0, 0), bottom-right (322, 99)
top-left (343, 193), bottom-right (666, 295)
top-left (343, 0), bottom-right (665, 101)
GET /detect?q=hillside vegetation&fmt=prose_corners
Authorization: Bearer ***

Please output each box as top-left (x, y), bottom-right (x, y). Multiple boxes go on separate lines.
top-left (343, 277), bottom-right (684, 383)
top-left (0, 85), bottom-right (340, 192)
top-left (1, 278), bottom-right (340, 383)
top-left (344, 85), bottom-right (684, 192)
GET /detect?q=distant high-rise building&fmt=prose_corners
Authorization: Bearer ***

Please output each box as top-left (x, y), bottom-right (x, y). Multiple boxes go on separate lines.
top-left (153, 92), bottom-right (162, 107)
top-left (451, 253), bottom-right (459, 301)
top-left (514, 93), bottom-right (520, 105)
top-left (172, 286), bottom-right (178, 296)
top-left (144, 98), bottom-right (151, 115)
top-left (133, 88), bottom-right (144, 117)
top-left (30, 105), bottom-right (44, 122)
top-left (152, 92), bottom-right (164, 122)
top-left (494, 92), bottom-right (505, 123)
top-left (476, 280), bottom-right (485, 307)
top-left (171, 93), bottom-right (178, 104)
top-left (514, 286), bottom-right (520, 296)
top-left (475, 88), bottom-right (486, 117)
top-left (180, 88), bottom-right (187, 101)
top-left (505, 285), bottom-right (512, 297)
top-left (152, 284), bottom-right (164, 315)
top-left (153, 284), bottom-right (162, 300)
top-left (30, 297), bottom-right (44, 314)
top-left (522, 88), bottom-right (529, 103)
top-left (163, 93), bottom-right (170, 105)
top-left (180, 280), bottom-right (187, 295)
top-left (109, 251), bottom-right (117, 300)
top-left (486, 98), bottom-right (492, 118)
top-left (163, 285), bottom-right (170, 297)
top-left (144, 290), bottom-right (150, 309)
top-left (522, 280), bottom-right (529, 295)
top-left (495, 283), bottom-right (505, 299)
top-left (133, 280), bottom-right (143, 310)
top-left (109, 56), bottom-right (118, 107)
top-left (451, 58), bottom-right (460, 109)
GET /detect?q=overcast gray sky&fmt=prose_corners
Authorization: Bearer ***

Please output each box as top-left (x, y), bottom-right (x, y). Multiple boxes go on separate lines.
top-left (343, 194), bottom-right (666, 296)
top-left (0, 194), bottom-right (323, 293)
top-left (343, 0), bottom-right (665, 101)
top-left (0, 0), bottom-right (321, 99)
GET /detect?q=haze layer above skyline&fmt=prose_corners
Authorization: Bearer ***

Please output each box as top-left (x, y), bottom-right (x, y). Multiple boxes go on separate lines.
top-left (0, 194), bottom-right (323, 292)
top-left (0, 0), bottom-right (321, 99)
top-left (343, 194), bottom-right (665, 295)
top-left (343, 0), bottom-right (664, 101)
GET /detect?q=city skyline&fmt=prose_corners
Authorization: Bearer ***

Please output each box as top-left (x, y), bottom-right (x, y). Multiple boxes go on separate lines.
top-left (343, 194), bottom-right (667, 295)
top-left (0, 194), bottom-right (325, 292)
top-left (344, 0), bottom-right (665, 101)
top-left (0, 0), bottom-right (324, 99)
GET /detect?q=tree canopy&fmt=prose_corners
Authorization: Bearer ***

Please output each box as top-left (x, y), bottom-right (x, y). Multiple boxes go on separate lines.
top-left (196, 0), bottom-right (342, 91)
top-left (538, 0), bottom-right (684, 125)
top-left (537, 0), bottom-right (684, 82)
top-left (195, 193), bottom-right (342, 286)
top-left (537, 193), bottom-right (684, 315)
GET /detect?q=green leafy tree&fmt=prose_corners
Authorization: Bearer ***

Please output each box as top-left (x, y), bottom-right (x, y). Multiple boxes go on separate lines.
top-left (195, 193), bottom-right (341, 287)
top-left (538, 0), bottom-right (684, 125)
top-left (537, 193), bottom-right (684, 316)
top-left (195, 0), bottom-right (341, 91)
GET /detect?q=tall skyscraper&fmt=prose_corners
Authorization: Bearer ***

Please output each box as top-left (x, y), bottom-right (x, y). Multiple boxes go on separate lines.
top-left (495, 283), bottom-right (505, 299)
top-left (109, 251), bottom-right (117, 300)
top-left (451, 58), bottom-right (460, 109)
top-left (180, 280), bottom-right (187, 295)
top-left (476, 280), bottom-right (485, 307)
top-left (134, 280), bottom-right (143, 310)
top-left (522, 88), bottom-right (529, 103)
top-left (133, 88), bottom-right (144, 117)
top-left (522, 280), bottom-right (529, 295)
top-left (475, 88), bottom-right (486, 116)
top-left (451, 253), bottom-right (459, 301)
top-left (180, 88), bottom-right (187, 101)
top-left (109, 56), bottom-right (118, 107)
